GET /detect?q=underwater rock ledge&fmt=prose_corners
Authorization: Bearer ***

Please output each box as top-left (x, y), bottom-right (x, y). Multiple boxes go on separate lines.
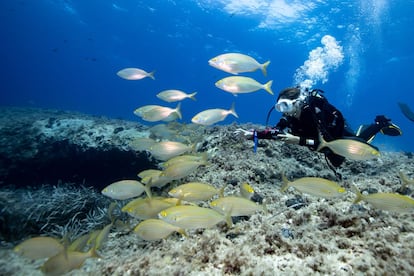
top-left (1, 107), bottom-right (414, 275)
top-left (0, 107), bottom-right (156, 189)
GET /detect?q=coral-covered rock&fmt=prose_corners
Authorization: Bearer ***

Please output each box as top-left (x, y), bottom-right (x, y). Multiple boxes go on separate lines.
top-left (0, 107), bottom-right (156, 188)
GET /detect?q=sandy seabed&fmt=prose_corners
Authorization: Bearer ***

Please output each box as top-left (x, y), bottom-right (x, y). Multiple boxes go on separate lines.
top-left (0, 107), bottom-right (414, 275)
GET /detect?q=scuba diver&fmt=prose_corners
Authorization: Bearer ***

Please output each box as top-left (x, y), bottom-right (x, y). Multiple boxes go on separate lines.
top-left (235, 87), bottom-right (402, 169)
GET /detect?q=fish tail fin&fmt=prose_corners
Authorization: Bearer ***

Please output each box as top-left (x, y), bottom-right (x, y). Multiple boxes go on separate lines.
top-left (399, 170), bottom-right (414, 189)
top-left (189, 92), bottom-right (197, 101)
top-left (144, 178), bottom-right (153, 199)
top-left (190, 143), bottom-right (197, 154)
top-left (200, 151), bottom-right (209, 163)
top-left (190, 151), bottom-right (208, 165)
top-left (92, 223), bottom-right (113, 256)
top-left (89, 245), bottom-right (101, 259)
top-left (107, 202), bottom-right (117, 223)
top-left (280, 172), bottom-right (290, 192)
top-left (264, 80), bottom-right (274, 95)
top-left (177, 197), bottom-right (183, 206)
top-left (225, 211), bottom-right (233, 228)
top-left (177, 228), bottom-right (188, 238)
top-left (316, 131), bottom-right (327, 152)
top-left (261, 60), bottom-right (271, 76)
top-left (218, 186), bottom-right (225, 198)
top-left (148, 71), bottom-right (156, 80)
top-left (199, 152), bottom-right (211, 166)
top-left (229, 102), bottom-right (239, 118)
top-left (351, 184), bottom-right (363, 204)
top-left (175, 102), bottom-right (182, 120)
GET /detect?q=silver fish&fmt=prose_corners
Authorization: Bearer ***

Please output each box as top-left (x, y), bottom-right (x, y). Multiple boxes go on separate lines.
top-left (191, 103), bottom-right (238, 126)
top-left (117, 68), bottom-right (155, 80)
top-left (209, 53), bottom-right (270, 76)
top-left (215, 76), bottom-right (273, 95)
top-left (156, 90), bottom-right (197, 102)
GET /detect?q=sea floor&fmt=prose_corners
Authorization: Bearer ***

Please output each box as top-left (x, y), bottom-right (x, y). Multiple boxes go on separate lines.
top-left (1, 107), bottom-right (414, 275)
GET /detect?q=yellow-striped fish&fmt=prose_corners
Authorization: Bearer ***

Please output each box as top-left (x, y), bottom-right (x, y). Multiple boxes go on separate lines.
top-left (142, 175), bottom-right (171, 189)
top-left (134, 103), bottom-right (182, 122)
top-left (352, 185), bottom-right (414, 212)
top-left (158, 205), bottom-right (231, 229)
top-left (138, 169), bottom-right (162, 180)
top-left (41, 247), bottom-right (99, 276)
top-left (149, 124), bottom-right (177, 139)
top-left (159, 152), bottom-right (208, 168)
top-left (86, 230), bottom-right (101, 247)
top-left (134, 219), bottom-right (186, 241)
top-left (215, 76), bottom-right (273, 95)
top-left (138, 169), bottom-right (172, 188)
top-left (149, 140), bottom-right (193, 161)
top-left (133, 105), bottom-right (159, 117)
top-left (399, 171), bottom-right (414, 189)
top-left (160, 159), bottom-right (206, 180)
top-left (160, 107), bottom-right (182, 122)
top-left (210, 196), bottom-right (264, 216)
top-left (129, 137), bottom-right (157, 152)
top-left (68, 233), bottom-right (90, 252)
top-left (101, 180), bottom-right (150, 200)
top-left (156, 90), bottom-right (197, 102)
top-left (117, 68), bottom-right (155, 80)
top-left (317, 133), bottom-right (380, 161)
top-left (14, 237), bottom-right (64, 260)
top-left (209, 53), bottom-right (270, 76)
top-left (122, 197), bottom-right (177, 220)
top-left (281, 174), bottom-right (346, 198)
top-left (168, 182), bottom-right (224, 202)
top-left (191, 103), bottom-right (238, 126)
top-left (240, 182), bottom-right (255, 199)
top-left (93, 223), bottom-right (112, 250)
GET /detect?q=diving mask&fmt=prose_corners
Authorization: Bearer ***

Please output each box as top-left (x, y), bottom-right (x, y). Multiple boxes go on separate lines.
top-left (275, 98), bottom-right (296, 113)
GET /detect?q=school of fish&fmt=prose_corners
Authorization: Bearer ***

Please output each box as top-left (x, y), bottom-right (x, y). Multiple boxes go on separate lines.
top-left (12, 53), bottom-right (414, 275)
top-left (117, 52), bottom-right (273, 126)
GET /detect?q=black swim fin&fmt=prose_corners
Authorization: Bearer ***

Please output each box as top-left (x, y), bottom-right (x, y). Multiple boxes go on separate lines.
top-left (380, 122), bottom-right (402, 136)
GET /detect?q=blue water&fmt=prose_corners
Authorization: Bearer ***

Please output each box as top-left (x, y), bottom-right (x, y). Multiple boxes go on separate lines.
top-left (1, 0), bottom-right (413, 152)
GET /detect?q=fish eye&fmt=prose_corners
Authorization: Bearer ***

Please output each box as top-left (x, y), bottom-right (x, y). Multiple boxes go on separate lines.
top-left (160, 211), bottom-right (166, 217)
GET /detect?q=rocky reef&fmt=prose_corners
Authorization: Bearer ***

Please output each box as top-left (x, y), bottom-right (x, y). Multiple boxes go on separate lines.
top-left (1, 107), bottom-right (414, 275)
top-left (0, 107), bottom-right (155, 189)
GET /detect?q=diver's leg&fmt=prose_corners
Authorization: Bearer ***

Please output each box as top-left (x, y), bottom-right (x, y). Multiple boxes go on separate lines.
top-left (356, 115), bottom-right (402, 142)
top-left (355, 124), bottom-right (380, 143)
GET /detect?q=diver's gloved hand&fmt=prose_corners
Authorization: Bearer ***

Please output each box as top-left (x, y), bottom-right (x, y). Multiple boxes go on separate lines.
top-left (277, 133), bottom-right (300, 144)
top-left (234, 128), bottom-right (254, 139)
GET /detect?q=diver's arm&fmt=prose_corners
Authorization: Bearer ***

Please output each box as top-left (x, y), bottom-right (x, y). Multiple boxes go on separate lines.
top-left (276, 133), bottom-right (316, 147)
top-left (234, 127), bottom-right (282, 140)
top-left (255, 117), bottom-right (289, 139)
top-left (256, 127), bottom-right (282, 139)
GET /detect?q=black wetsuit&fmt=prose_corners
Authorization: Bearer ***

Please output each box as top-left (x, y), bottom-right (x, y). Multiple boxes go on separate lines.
top-left (256, 89), bottom-right (398, 169)
top-left (257, 91), bottom-right (352, 167)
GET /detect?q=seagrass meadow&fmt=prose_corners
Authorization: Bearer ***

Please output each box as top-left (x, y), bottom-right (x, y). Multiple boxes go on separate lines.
top-left (1, 107), bottom-right (414, 275)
